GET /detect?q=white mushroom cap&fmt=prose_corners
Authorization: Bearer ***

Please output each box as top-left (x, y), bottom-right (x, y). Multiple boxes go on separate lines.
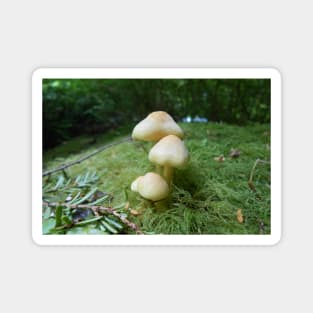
top-left (148, 135), bottom-right (189, 168)
top-left (134, 172), bottom-right (169, 201)
top-left (132, 111), bottom-right (184, 142)
top-left (130, 176), bottom-right (143, 192)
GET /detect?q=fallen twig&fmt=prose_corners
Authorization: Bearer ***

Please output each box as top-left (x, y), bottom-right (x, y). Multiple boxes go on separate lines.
top-left (248, 158), bottom-right (270, 193)
top-left (43, 136), bottom-right (132, 177)
top-left (133, 142), bottom-right (149, 154)
top-left (43, 201), bottom-right (143, 234)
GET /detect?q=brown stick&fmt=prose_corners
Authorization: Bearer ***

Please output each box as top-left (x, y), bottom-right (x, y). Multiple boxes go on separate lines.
top-left (43, 136), bottom-right (132, 177)
top-left (43, 201), bottom-right (143, 234)
top-left (248, 159), bottom-right (270, 193)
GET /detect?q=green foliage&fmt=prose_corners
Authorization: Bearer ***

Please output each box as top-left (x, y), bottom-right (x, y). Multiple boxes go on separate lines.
top-left (43, 79), bottom-right (270, 149)
top-left (42, 172), bottom-right (129, 235)
top-left (43, 122), bottom-right (271, 235)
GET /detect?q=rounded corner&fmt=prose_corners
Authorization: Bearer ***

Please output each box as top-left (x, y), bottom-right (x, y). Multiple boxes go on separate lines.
top-left (32, 68), bottom-right (45, 81)
top-left (268, 67), bottom-right (282, 82)
top-left (269, 232), bottom-right (282, 246)
top-left (31, 232), bottom-right (44, 247)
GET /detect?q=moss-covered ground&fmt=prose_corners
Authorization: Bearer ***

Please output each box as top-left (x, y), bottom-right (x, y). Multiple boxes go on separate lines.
top-left (43, 122), bottom-right (271, 235)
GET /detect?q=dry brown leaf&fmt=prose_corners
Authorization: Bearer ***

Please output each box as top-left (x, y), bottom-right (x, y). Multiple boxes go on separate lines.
top-left (124, 201), bottom-right (130, 210)
top-left (229, 148), bottom-right (241, 158)
top-left (130, 209), bottom-right (140, 216)
top-left (214, 155), bottom-right (225, 162)
top-left (236, 208), bottom-right (244, 224)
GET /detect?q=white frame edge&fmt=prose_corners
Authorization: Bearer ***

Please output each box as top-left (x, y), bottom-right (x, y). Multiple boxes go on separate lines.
top-left (32, 68), bottom-right (282, 246)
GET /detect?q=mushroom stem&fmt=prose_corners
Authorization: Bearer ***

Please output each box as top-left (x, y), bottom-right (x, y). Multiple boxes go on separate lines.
top-left (155, 164), bottom-right (162, 175)
top-left (163, 165), bottom-right (174, 187)
top-left (143, 198), bottom-right (153, 208)
top-left (154, 198), bottom-right (170, 211)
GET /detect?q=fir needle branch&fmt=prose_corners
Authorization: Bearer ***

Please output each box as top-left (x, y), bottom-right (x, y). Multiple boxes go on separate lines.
top-left (43, 201), bottom-right (143, 234)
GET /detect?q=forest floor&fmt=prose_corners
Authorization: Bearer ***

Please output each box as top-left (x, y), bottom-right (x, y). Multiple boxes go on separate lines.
top-left (43, 122), bottom-right (271, 235)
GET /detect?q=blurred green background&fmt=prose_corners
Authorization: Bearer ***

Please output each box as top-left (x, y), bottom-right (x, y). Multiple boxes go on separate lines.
top-left (43, 79), bottom-right (270, 149)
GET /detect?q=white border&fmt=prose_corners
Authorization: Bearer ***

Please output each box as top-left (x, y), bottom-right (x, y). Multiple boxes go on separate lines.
top-left (32, 68), bottom-right (281, 246)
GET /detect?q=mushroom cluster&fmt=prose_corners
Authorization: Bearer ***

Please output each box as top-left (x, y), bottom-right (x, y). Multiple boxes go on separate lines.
top-left (131, 111), bottom-right (189, 204)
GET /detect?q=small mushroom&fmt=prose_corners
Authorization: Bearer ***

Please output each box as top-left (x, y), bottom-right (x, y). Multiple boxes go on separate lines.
top-left (148, 135), bottom-right (189, 185)
top-left (131, 172), bottom-right (169, 201)
top-left (130, 176), bottom-right (143, 192)
top-left (132, 111), bottom-right (184, 142)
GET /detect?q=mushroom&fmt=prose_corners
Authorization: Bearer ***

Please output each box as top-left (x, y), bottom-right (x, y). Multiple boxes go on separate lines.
top-left (148, 135), bottom-right (189, 185)
top-left (130, 176), bottom-right (143, 192)
top-left (131, 172), bottom-right (169, 201)
top-left (132, 111), bottom-right (184, 142)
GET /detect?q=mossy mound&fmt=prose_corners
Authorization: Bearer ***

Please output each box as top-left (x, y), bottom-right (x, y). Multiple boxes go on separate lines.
top-left (43, 122), bottom-right (270, 235)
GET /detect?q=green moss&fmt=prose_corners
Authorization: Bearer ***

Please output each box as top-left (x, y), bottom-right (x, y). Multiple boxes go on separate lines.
top-left (43, 122), bottom-right (271, 235)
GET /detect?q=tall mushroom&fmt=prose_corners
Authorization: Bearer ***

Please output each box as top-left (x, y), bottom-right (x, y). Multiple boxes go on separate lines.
top-left (132, 111), bottom-right (184, 142)
top-left (131, 172), bottom-right (169, 202)
top-left (148, 135), bottom-right (189, 186)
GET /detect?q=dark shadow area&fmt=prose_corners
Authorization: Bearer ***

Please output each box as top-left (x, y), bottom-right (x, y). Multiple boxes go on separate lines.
top-left (43, 79), bottom-right (270, 150)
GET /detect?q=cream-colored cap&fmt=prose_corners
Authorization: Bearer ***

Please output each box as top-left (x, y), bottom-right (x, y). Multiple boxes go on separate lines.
top-left (131, 172), bottom-right (169, 201)
top-left (130, 176), bottom-right (143, 192)
top-left (148, 135), bottom-right (189, 168)
top-left (132, 111), bottom-right (184, 141)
